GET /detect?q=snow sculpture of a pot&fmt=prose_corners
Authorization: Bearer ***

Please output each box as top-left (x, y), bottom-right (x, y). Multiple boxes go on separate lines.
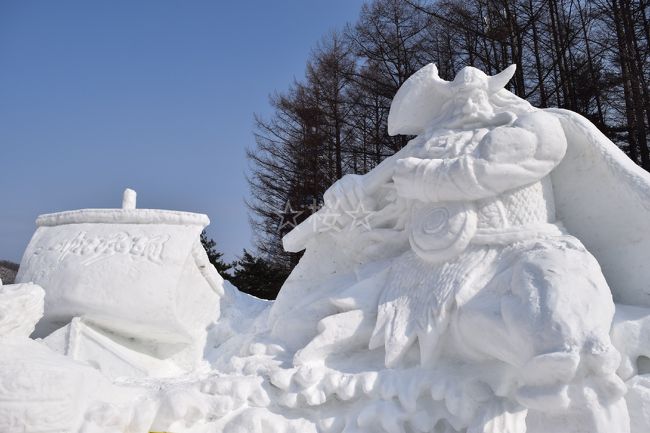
top-left (16, 189), bottom-right (223, 373)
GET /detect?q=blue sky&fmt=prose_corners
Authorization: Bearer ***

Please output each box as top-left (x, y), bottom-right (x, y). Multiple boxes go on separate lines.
top-left (0, 0), bottom-right (364, 263)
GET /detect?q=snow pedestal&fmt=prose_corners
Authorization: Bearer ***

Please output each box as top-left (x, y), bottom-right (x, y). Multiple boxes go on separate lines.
top-left (0, 279), bottom-right (148, 433)
top-left (0, 242), bottom-right (215, 433)
top-left (0, 337), bottom-right (148, 433)
top-left (16, 189), bottom-right (223, 375)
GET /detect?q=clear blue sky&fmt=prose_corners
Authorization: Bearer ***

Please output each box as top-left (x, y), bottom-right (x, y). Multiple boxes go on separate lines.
top-left (0, 0), bottom-right (364, 263)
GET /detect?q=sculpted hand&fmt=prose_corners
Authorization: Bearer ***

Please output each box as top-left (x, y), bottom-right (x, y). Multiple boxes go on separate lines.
top-left (392, 157), bottom-right (426, 200)
top-left (323, 174), bottom-right (368, 213)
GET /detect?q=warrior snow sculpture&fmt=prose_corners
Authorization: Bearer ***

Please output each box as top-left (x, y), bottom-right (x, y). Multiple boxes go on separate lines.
top-left (276, 64), bottom-right (632, 433)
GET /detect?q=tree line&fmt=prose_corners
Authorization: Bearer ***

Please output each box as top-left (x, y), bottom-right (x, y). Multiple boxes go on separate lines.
top-left (200, 232), bottom-right (289, 300)
top-left (212, 0), bottom-right (649, 299)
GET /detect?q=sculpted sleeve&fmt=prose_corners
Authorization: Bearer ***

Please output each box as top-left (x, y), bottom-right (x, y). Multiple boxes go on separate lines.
top-left (394, 111), bottom-right (568, 202)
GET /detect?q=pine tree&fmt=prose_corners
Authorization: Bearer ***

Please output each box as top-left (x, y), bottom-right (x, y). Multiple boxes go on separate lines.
top-left (229, 250), bottom-right (290, 300)
top-left (200, 231), bottom-right (233, 278)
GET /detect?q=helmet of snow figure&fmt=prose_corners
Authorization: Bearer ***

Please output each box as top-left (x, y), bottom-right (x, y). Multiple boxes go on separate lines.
top-left (450, 65), bottom-right (515, 94)
top-left (387, 63), bottom-right (520, 136)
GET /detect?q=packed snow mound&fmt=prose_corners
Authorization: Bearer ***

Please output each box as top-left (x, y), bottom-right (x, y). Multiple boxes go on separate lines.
top-left (0, 281), bottom-right (44, 337)
top-left (5, 64), bottom-right (650, 433)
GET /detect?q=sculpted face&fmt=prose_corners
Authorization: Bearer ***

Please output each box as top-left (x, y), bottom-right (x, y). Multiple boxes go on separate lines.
top-left (439, 66), bottom-right (516, 130)
top-left (442, 66), bottom-right (494, 128)
top-left (439, 87), bottom-right (499, 130)
top-left (452, 87), bottom-right (494, 124)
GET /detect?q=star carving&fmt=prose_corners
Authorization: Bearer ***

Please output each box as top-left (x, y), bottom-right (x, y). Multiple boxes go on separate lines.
top-left (277, 201), bottom-right (303, 231)
top-left (345, 202), bottom-right (373, 231)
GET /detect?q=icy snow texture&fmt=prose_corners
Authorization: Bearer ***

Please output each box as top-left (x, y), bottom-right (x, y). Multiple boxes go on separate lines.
top-left (4, 64), bottom-right (650, 433)
top-left (0, 282), bottom-right (44, 337)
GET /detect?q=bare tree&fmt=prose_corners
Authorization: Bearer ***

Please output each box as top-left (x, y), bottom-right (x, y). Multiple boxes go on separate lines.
top-left (247, 0), bottom-right (650, 273)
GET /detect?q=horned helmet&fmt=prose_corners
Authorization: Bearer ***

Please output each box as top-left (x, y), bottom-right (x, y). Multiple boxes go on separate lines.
top-left (388, 64), bottom-right (526, 135)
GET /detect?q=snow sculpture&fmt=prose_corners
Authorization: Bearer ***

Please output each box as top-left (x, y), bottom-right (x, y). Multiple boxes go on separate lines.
top-left (5, 64), bottom-right (650, 433)
top-left (16, 189), bottom-right (224, 375)
top-left (257, 63), bottom-right (650, 433)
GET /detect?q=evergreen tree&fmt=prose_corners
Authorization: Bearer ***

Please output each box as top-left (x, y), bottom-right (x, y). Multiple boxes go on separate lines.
top-left (230, 250), bottom-right (290, 300)
top-left (200, 231), bottom-right (233, 278)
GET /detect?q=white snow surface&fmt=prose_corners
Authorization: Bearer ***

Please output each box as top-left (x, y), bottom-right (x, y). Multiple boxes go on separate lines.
top-left (4, 65), bottom-right (650, 433)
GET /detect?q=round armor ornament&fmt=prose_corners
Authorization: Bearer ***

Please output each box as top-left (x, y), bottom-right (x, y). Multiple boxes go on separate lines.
top-left (408, 201), bottom-right (477, 263)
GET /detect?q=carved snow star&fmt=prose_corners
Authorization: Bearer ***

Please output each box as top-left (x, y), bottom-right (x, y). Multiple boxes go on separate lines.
top-left (345, 202), bottom-right (373, 231)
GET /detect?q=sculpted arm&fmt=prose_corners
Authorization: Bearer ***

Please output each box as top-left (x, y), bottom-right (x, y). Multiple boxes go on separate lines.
top-left (393, 111), bottom-right (568, 202)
